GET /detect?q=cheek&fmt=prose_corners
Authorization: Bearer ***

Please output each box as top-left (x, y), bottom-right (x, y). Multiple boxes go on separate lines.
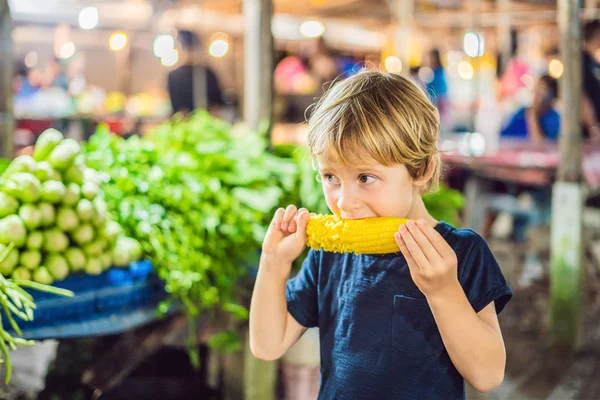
top-left (372, 182), bottom-right (413, 212)
top-left (322, 185), bottom-right (339, 210)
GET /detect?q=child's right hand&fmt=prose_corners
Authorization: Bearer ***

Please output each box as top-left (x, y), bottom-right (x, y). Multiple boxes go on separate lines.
top-left (262, 205), bottom-right (311, 271)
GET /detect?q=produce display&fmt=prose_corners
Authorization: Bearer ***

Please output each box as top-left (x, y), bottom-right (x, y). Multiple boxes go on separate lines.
top-left (0, 129), bottom-right (142, 284)
top-left (85, 112), bottom-right (298, 353)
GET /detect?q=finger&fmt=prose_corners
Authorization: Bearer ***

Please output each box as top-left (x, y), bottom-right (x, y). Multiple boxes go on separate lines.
top-left (295, 210), bottom-right (310, 242)
top-left (394, 232), bottom-right (418, 270)
top-left (416, 219), bottom-right (455, 260)
top-left (288, 208), bottom-right (307, 233)
top-left (271, 208), bottom-right (285, 230)
top-left (281, 205), bottom-right (297, 231)
top-left (406, 220), bottom-right (442, 264)
top-left (398, 225), bottom-right (429, 270)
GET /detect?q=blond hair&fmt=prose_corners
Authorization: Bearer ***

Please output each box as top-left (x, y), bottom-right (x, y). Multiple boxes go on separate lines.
top-left (307, 70), bottom-right (441, 192)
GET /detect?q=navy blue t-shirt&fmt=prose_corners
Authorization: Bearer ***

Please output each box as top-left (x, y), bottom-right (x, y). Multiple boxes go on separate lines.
top-left (286, 221), bottom-right (513, 400)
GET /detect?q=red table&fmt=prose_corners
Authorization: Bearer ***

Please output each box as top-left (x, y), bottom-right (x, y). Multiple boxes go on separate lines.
top-left (440, 138), bottom-right (600, 229)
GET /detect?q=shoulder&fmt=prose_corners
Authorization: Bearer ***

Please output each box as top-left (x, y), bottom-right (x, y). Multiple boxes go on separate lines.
top-left (169, 65), bottom-right (189, 78)
top-left (437, 222), bottom-right (483, 246)
top-left (436, 222), bottom-right (487, 261)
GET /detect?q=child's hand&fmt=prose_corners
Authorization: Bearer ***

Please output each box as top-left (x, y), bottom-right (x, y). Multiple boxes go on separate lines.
top-left (394, 219), bottom-right (459, 298)
top-left (262, 205), bottom-right (311, 271)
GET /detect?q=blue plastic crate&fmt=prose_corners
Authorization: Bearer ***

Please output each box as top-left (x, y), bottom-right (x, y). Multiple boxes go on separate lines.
top-left (16, 260), bottom-right (167, 335)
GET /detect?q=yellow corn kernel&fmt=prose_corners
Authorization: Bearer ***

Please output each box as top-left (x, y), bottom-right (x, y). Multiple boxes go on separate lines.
top-left (306, 214), bottom-right (408, 254)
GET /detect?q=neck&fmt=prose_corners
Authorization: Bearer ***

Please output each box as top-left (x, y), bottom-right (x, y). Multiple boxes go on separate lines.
top-left (407, 191), bottom-right (438, 226)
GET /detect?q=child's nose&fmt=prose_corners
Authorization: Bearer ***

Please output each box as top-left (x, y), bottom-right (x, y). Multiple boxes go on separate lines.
top-left (336, 188), bottom-right (360, 213)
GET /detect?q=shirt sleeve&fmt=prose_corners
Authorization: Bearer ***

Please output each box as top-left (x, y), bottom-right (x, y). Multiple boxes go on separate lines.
top-left (459, 237), bottom-right (513, 314)
top-left (285, 250), bottom-right (319, 328)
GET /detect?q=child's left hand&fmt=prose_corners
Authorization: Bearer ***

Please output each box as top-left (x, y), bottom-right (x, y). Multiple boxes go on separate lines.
top-left (394, 219), bottom-right (459, 298)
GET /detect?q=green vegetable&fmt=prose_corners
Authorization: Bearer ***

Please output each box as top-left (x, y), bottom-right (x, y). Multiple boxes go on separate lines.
top-left (72, 224), bottom-right (94, 245)
top-left (422, 183), bottom-right (465, 227)
top-left (40, 181), bottom-right (67, 203)
top-left (33, 266), bottom-right (54, 284)
top-left (34, 161), bottom-right (61, 182)
top-left (93, 197), bottom-right (107, 215)
top-left (26, 232), bottom-right (44, 250)
top-left (0, 246), bottom-right (19, 275)
top-left (85, 258), bottom-right (103, 275)
top-left (92, 212), bottom-right (106, 227)
top-left (63, 183), bottom-right (81, 206)
top-left (1, 155), bottom-right (37, 179)
top-left (0, 216), bottom-right (27, 247)
top-left (46, 254), bottom-right (69, 281)
top-left (3, 173), bottom-right (41, 203)
top-left (47, 139), bottom-right (80, 171)
top-left (76, 199), bottom-right (95, 221)
top-left (84, 113), bottom-right (294, 355)
top-left (102, 220), bottom-right (122, 244)
top-left (81, 182), bottom-right (99, 201)
top-left (0, 193), bottom-right (19, 218)
top-left (83, 240), bottom-right (104, 257)
top-left (20, 250), bottom-right (41, 270)
top-left (11, 267), bottom-right (31, 281)
top-left (38, 202), bottom-right (56, 227)
top-left (0, 254), bottom-right (73, 384)
top-left (43, 229), bottom-right (69, 253)
top-left (65, 248), bottom-right (86, 271)
top-left (18, 204), bottom-right (42, 230)
top-left (112, 236), bottom-right (142, 267)
top-left (64, 163), bottom-right (85, 185)
top-left (83, 168), bottom-right (102, 186)
top-left (100, 253), bottom-right (112, 270)
top-left (33, 128), bottom-right (64, 161)
top-left (56, 207), bottom-right (79, 231)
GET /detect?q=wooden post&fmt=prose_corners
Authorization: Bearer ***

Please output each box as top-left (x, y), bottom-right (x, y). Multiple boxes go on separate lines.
top-left (392, 0), bottom-right (414, 77)
top-left (0, 0), bottom-right (14, 159)
top-left (240, 4), bottom-right (278, 399)
top-left (496, 0), bottom-right (512, 76)
top-left (243, 0), bottom-right (273, 135)
top-left (550, 0), bottom-right (584, 351)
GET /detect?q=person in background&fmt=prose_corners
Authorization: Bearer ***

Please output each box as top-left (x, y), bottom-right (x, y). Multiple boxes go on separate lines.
top-left (424, 49), bottom-right (448, 110)
top-left (167, 30), bottom-right (224, 116)
top-left (409, 65), bottom-right (424, 89)
top-left (424, 49), bottom-right (451, 130)
top-left (582, 20), bottom-right (600, 140)
top-left (500, 75), bottom-right (560, 144)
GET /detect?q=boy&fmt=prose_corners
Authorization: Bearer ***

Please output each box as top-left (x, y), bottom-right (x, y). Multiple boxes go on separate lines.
top-left (249, 71), bottom-right (513, 399)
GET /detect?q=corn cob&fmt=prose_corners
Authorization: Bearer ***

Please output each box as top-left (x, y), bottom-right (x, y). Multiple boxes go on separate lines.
top-left (306, 214), bottom-right (408, 254)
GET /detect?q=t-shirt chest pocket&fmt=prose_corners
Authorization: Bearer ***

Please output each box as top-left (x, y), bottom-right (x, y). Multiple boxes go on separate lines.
top-left (391, 295), bottom-right (444, 359)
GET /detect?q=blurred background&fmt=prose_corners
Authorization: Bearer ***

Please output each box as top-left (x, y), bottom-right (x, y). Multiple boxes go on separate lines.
top-left (0, 0), bottom-right (600, 399)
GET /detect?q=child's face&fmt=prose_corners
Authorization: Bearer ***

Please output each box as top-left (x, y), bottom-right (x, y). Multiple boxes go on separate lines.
top-left (316, 154), bottom-right (418, 220)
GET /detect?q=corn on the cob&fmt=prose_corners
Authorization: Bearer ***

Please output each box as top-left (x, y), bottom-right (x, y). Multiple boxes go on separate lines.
top-left (306, 214), bottom-right (408, 254)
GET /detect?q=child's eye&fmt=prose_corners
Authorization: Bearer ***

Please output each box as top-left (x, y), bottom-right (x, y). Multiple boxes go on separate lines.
top-left (359, 175), bottom-right (376, 184)
top-left (323, 174), bottom-right (340, 184)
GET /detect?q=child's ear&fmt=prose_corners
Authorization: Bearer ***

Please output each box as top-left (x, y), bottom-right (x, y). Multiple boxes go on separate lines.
top-left (413, 158), bottom-right (436, 188)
